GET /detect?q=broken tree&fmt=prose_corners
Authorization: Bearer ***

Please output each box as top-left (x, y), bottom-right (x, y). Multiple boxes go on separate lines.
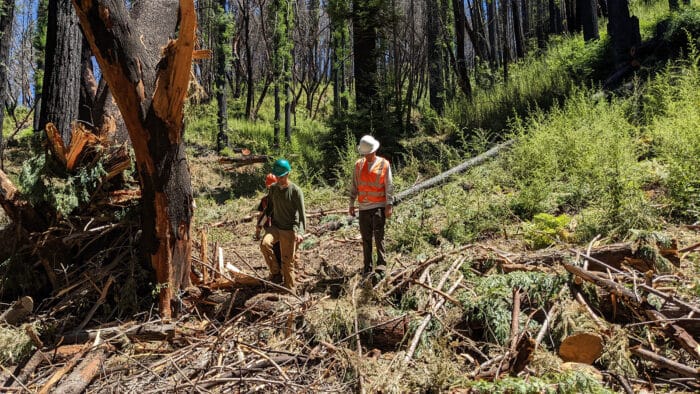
top-left (72, 0), bottom-right (197, 318)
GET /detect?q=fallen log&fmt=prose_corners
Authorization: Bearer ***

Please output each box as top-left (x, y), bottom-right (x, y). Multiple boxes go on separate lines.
top-left (219, 154), bottom-right (272, 169)
top-left (393, 140), bottom-right (514, 205)
top-left (244, 293), bottom-right (302, 320)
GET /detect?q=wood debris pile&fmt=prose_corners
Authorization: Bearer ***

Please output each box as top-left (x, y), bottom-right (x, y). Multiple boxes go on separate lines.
top-left (1, 202), bottom-right (699, 392)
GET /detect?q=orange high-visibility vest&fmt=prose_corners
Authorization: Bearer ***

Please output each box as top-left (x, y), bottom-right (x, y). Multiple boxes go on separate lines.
top-left (355, 157), bottom-right (388, 203)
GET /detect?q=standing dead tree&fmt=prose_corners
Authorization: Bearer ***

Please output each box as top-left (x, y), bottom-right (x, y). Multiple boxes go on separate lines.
top-left (72, 0), bottom-right (197, 319)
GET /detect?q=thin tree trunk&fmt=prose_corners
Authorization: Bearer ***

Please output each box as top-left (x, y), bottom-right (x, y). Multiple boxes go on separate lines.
top-left (488, 0), bottom-right (499, 67)
top-left (0, 0), bottom-right (15, 169)
top-left (522, 0), bottom-right (530, 38)
top-left (452, 0), bottom-right (473, 100)
top-left (426, 0), bottom-right (444, 114)
top-left (283, 0), bottom-right (292, 142)
top-left (252, 74), bottom-right (273, 120)
top-left (512, 0), bottom-right (526, 58)
top-left (243, 0), bottom-right (254, 119)
top-left (216, 0), bottom-right (229, 152)
top-left (502, 0), bottom-right (511, 82)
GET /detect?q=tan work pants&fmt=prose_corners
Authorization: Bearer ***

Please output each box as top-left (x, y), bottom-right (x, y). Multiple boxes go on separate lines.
top-left (260, 226), bottom-right (297, 292)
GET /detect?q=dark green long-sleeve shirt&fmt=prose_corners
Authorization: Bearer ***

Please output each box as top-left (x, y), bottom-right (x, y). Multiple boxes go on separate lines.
top-left (264, 182), bottom-right (306, 234)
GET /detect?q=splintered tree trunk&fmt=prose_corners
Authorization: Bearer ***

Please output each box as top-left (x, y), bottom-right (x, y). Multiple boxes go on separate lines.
top-left (40, 0), bottom-right (83, 143)
top-left (73, 0), bottom-right (196, 319)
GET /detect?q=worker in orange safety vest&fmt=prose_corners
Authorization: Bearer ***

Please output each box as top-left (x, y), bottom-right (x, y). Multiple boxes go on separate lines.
top-left (348, 135), bottom-right (394, 276)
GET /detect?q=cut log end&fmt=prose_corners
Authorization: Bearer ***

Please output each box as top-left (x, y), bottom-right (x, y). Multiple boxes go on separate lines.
top-left (559, 332), bottom-right (603, 364)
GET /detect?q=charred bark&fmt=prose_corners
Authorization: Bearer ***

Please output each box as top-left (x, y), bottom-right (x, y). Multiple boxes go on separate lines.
top-left (512, 0), bottom-right (526, 58)
top-left (0, 0), bottom-right (15, 166)
top-left (427, 0), bottom-right (445, 114)
top-left (73, 0), bottom-right (196, 318)
top-left (579, 0), bottom-right (600, 41)
top-left (39, 0), bottom-right (83, 144)
top-left (215, 0), bottom-right (229, 152)
top-left (607, 0), bottom-right (641, 69)
top-left (451, 0), bottom-right (472, 100)
top-left (352, 0), bottom-right (380, 112)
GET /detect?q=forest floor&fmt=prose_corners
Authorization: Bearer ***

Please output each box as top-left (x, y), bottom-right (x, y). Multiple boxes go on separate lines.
top-left (1, 147), bottom-right (699, 393)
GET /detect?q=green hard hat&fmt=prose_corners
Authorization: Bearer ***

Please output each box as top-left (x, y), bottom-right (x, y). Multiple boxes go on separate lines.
top-left (272, 158), bottom-right (291, 176)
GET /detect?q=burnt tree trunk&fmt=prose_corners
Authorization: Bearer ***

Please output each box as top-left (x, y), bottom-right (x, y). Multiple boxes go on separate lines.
top-left (243, 0), bottom-right (255, 119)
top-left (72, 0), bottom-right (196, 319)
top-left (40, 0), bottom-right (83, 144)
top-left (215, 0), bottom-right (229, 152)
top-left (512, 0), bottom-right (526, 58)
top-left (579, 0), bottom-right (600, 41)
top-left (451, 0), bottom-right (473, 100)
top-left (487, 0), bottom-right (499, 66)
top-left (549, 0), bottom-right (564, 34)
top-left (352, 0), bottom-right (380, 112)
top-left (607, 0), bottom-right (640, 68)
top-left (0, 0), bottom-right (15, 168)
top-left (78, 39), bottom-right (98, 125)
top-left (426, 0), bottom-right (444, 114)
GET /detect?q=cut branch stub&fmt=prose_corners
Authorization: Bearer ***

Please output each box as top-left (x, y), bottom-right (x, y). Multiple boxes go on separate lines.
top-left (558, 332), bottom-right (603, 364)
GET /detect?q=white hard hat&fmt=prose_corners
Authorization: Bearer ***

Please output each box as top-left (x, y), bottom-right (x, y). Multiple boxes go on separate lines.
top-left (357, 135), bottom-right (380, 155)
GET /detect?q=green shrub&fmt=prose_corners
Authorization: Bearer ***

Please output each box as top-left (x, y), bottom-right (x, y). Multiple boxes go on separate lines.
top-left (502, 90), bottom-right (656, 236)
top-left (644, 43), bottom-right (700, 220)
top-left (19, 153), bottom-right (107, 218)
top-left (465, 370), bottom-right (614, 394)
top-left (0, 325), bottom-right (34, 366)
top-left (523, 213), bottom-right (572, 250)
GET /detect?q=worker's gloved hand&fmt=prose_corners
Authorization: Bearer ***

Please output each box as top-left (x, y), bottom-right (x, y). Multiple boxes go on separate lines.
top-left (349, 206), bottom-right (356, 217)
top-left (254, 225), bottom-right (262, 240)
